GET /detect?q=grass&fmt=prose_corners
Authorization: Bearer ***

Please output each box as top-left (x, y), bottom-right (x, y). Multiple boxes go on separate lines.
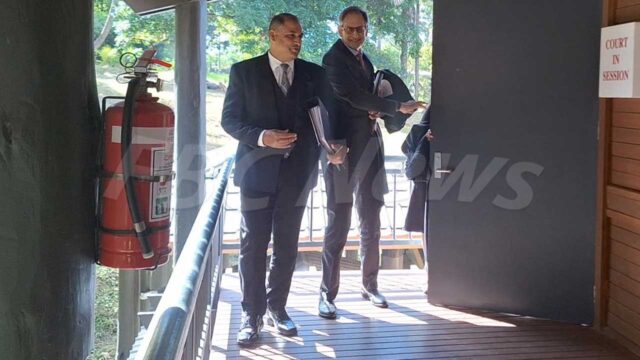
top-left (207, 71), bottom-right (229, 84)
top-left (87, 267), bottom-right (119, 360)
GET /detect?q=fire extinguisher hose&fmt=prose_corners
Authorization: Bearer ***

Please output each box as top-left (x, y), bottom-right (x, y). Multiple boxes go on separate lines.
top-left (122, 77), bottom-right (154, 259)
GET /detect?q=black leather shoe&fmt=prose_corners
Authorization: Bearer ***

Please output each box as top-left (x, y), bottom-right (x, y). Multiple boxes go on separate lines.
top-left (361, 288), bottom-right (388, 308)
top-left (237, 313), bottom-right (263, 347)
top-left (266, 308), bottom-right (297, 336)
top-left (318, 292), bottom-right (337, 319)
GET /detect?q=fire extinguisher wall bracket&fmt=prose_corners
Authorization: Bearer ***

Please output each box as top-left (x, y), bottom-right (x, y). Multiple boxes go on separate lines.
top-left (100, 170), bottom-right (175, 183)
top-left (98, 223), bottom-right (170, 237)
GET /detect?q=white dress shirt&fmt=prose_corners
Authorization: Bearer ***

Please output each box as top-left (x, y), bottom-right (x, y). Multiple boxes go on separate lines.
top-left (257, 52), bottom-right (295, 146)
top-left (268, 51), bottom-right (294, 92)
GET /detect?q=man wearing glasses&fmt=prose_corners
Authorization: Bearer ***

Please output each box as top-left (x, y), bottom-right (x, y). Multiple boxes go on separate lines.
top-left (318, 6), bottom-right (425, 319)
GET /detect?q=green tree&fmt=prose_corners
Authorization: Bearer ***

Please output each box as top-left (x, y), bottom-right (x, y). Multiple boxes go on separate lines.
top-left (209, 0), bottom-right (350, 63)
top-left (94, 0), bottom-right (118, 49)
top-left (93, 0), bottom-right (432, 96)
top-left (208, 0), bottom-right (432, 97)
top-left (93, 1), bottom-right (175, 62)
top-left (93, 0), bottom-right (112, 41)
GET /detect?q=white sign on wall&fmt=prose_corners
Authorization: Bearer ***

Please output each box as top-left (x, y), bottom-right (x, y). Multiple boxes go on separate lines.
top-left (600, 22), bottom-right (640, 98)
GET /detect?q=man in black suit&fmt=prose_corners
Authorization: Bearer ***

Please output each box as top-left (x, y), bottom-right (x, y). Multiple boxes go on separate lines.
top-left (318, 6), bottom-right (425, 319)
top-left (222, 13), bottom-right (344, 346)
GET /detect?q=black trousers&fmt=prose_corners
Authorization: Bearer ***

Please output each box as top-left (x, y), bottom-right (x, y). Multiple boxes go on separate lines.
top-left (320, 133), bottom-right (386, 301)
top-left (238, 162), bottom-right (313, 316)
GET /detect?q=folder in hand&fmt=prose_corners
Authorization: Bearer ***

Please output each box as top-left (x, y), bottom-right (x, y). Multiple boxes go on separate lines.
top-left (307, 97), bottom-right (343, 170)
top-left (307, 97), bottom-right (335, 154)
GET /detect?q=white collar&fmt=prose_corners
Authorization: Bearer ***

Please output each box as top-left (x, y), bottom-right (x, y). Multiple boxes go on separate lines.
top-left (268, 51), bottom-right (295, 73)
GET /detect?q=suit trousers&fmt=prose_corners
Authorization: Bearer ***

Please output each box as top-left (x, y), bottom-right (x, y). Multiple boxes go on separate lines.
top-left (320, 133), bottom-right (386, 301)
top-left (238, 159), bottom-right (312, 316)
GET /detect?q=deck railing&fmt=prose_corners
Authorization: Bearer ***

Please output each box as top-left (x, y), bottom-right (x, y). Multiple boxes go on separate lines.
top-left (129, 154), bottom-right (423, 359)
top-left (133, 157), bottom-right (233, 360)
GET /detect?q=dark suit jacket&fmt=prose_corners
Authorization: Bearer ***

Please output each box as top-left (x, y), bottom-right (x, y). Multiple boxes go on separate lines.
top-left (402, 107), bottom-right (432, 232)
top-left (402, 106), bottom-right (431, 181)
top-left (221, 53), bottom-right (334, 194)
top-left (322, 40), bottom-right (395, 197)
top-left (322, 40), bottom-right (399, 141)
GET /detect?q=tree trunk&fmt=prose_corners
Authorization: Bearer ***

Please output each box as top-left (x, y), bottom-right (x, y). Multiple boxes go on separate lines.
top-left (0, 1), bottom-right (99, 358)
top-left (94, 0), bottom-right (118, 49)
top-left (400, 40), bottom-right (409, 77)
top-left (400, 5), bottom-right (411, 76)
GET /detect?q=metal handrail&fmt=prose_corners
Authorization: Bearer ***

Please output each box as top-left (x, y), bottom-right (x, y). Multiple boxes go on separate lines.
top-left (134, 157), bottom-right (233, 360)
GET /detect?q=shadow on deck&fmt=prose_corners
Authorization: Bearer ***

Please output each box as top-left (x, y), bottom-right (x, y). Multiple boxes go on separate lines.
top-left (211, 270), bottom-right (635, 359)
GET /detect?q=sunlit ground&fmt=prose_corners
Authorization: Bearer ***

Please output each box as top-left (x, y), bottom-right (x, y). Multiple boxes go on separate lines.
top-left (209, 270), bottom-right (630, 359)
top-left (211, 270), bottom-right (584, 360)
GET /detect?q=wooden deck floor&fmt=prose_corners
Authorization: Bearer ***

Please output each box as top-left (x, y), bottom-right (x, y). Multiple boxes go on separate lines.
top-left (211, 270), bottom-right (636, 359)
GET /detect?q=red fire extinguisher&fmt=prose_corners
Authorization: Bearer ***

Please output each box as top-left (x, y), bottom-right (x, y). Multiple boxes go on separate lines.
top-left (98, 49), bottom-right (174, 269)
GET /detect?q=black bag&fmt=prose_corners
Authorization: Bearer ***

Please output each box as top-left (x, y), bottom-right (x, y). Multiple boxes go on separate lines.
top-left (373, 69), bottom-right (413, 133)
top-left (401, 107), bottom-right (431, 180)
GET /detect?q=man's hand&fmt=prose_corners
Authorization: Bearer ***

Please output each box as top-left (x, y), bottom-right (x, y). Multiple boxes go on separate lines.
top-left (399, 100), bottom-right (427, 114)
top-left (263, 129), bottom-right (297, 149)
top-left (327, 144), bottom-right (348, 165)
top-left (425, 129), bottom-right (434, 141)
top-left (368, 111), bottom-right (380, 120)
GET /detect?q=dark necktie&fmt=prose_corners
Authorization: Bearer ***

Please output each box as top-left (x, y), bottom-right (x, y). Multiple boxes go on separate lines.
top-left (355, 50), bottom-right (366, 71)
top-left (279, 63), bottom-right (290, 95)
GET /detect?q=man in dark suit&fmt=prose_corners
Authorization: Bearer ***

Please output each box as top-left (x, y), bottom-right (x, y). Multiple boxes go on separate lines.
top-left (318, 6), bottom-right (425, 319)
top-left (222, 13), bottom-right (344, 346)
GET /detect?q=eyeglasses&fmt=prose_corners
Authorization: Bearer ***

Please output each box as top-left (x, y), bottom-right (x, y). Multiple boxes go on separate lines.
top-left (341, 25), bottom-right (367, 35)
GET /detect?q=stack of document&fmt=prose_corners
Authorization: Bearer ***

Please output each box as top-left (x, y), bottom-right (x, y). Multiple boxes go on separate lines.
top-left (307, 98), bottom-right (336, 155)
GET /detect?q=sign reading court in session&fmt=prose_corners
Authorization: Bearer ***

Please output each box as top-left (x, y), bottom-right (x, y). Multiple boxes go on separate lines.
top-left (600, 22), bottom-right (640, 98)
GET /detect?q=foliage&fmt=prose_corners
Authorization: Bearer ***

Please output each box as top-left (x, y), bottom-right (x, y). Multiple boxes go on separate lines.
top-left (87, 267), bottom-right (119, 360)
top-left (96, 46), bottom-right (121, 67)
top-left (208, 71), bottom-right (230, 84)
top-left (94, 0), bottom-right (433, 96)
top-left (114, 6), bottom-right (175, 61)
top-left (365, 43), bottom-right (402, 76)
top-left (208, 0), bottom-right (432, 93)
top-left (93, 0), bottom-right (113, 40)
top-left (209, 0), bottom-right (350, 64)
top-left (94, 0), bottom-right (175, 62)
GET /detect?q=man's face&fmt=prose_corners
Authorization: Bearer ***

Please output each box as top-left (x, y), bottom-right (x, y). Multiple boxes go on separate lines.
top-left (269, 19), bottom-right (303, 62)
top-left (339, 12), bottom-right (367, 50)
